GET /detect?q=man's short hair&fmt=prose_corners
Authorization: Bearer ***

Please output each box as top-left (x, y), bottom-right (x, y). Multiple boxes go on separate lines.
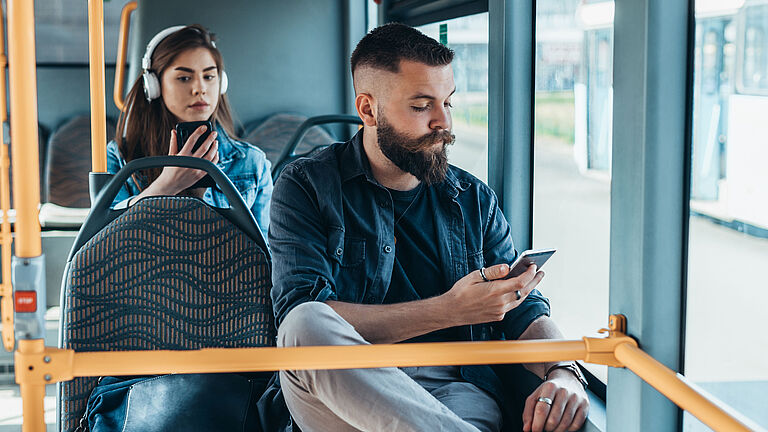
top-left (350, 23), bottom-right (454, 76)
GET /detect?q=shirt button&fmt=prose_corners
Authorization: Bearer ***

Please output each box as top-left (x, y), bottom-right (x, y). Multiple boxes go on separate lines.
top-left (383, 245), bottom-right (392, 253)
top-left (335, 247), bottom-right (343, 256)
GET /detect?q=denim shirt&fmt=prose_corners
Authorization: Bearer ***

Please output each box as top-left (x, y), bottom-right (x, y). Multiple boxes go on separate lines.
top-left (106, 125), bottom-right (273, 238)
top-left (269, 131), bottom-right (551, 417)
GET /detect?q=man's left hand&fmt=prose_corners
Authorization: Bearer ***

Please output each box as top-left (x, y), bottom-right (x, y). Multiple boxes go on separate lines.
top-left (522, 369), bottom-right (589, 432)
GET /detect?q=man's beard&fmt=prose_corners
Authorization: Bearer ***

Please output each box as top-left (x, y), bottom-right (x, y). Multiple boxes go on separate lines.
top-left (376, 114), bottom-right (455, 185)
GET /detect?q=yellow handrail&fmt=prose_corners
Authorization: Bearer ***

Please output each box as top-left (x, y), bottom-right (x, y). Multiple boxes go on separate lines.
top-left (14, 323), bottom-right (766, 432)
top-left (7, 0), bottom-right (47, 426)
top-left (88, 0), bottom-right (107, 173)
top-left (7, 0), bottom-right (41, 258)
top-left (113, 1), bottom-right (137, 112)
top-left (615, 343), bottom-right (763, 432)
top-left (0, 0), bottom-right (14, 353)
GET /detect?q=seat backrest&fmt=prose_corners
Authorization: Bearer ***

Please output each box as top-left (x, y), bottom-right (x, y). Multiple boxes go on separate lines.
top-left (45, 115), bottom-right (116, 208)
top-left (57, 196), bottom-right (274, 431)
top-left (243, 113), bottom-right (335, 164)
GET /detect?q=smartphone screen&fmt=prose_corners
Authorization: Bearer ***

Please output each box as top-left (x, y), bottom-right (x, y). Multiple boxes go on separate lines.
top-left (506, 248), bottom-right (556, 279)
top-left (174, 120), bottom-right (215, 189)
top-left (175, 120), bottom-right (213, 153)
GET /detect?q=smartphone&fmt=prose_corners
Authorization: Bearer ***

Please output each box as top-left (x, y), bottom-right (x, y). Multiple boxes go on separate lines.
top-left (505, 248), bottom-right (556, 279)
top-left (175, 120), bottom-right (213, 153)
top-left (174, 120), bottom-right (215, 189)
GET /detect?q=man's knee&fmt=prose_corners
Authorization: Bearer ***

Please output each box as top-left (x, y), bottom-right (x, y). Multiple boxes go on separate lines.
top-left (278, 301), bottom-right (351, 348)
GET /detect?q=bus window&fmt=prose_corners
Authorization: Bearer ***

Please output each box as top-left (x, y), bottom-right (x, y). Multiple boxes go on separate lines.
top-left (32, 0), bottom-right (133, 64)
top-left (685, 1), bottom-right (768, 429)
top-left (417, 13), bottom-right (489, 182)
top-left (739, 4), bottom-right (768, 93)
top-left (533, 0), bottom-right (612, 382)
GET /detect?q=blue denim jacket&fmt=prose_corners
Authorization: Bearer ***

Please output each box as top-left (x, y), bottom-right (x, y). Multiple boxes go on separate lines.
top-left (106, 125), bottom-right (273, 238)
top-left (269, 131), bottom-right (551, 420)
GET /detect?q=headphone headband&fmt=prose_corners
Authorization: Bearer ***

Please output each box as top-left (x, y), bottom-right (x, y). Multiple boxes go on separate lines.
top-left (142, 25), bottom-right (186, 71)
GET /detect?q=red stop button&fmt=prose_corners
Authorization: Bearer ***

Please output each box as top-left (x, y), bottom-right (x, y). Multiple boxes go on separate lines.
top-left (14, 291), bottom-right (37, 313)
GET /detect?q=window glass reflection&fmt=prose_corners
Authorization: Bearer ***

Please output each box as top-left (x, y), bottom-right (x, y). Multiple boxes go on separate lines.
top-left (533, 0), bottom-right (612, 382)
top-left (686, 1), bottom-right (768, 430)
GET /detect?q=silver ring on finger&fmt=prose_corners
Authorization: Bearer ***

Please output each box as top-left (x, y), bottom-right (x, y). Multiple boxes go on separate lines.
top-left (536, 396), bottom-right (553, 406)
top-left (515, 290), bottom-right (522, 300)
top-left (479, 267), bottom-right (489, 282)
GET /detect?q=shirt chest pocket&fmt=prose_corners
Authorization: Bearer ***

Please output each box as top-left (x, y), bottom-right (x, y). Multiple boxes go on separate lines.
top-left (468, 249), bottom-right (485, 272)
top-left (327, 230), bottom-right (367, 302)
top-left (327, 230), bottom-right (366, 267)
top-left (209, 179), bottom-right (256, 209)
top-left (230, 179), bottom-right (256, 208)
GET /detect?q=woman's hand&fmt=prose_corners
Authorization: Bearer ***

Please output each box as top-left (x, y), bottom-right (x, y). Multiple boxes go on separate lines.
top-left (129, 125), bottom-right (219, 204)
top-left (151, 125), bottom-right (219, 193)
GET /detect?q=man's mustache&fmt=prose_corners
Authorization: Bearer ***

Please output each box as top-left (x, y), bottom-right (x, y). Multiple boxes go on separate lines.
top-left (401, 129), bottom-right (455, 152)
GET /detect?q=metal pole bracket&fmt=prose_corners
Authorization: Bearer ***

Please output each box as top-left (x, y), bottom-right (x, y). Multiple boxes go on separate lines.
top-left (14, 343), bottom-right (74, 385)
top-left (583, 314), bottom-right (637, 367)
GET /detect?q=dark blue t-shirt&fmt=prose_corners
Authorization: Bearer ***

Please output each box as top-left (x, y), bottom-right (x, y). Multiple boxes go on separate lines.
top-left (384, 184), bottom-right (461, 343)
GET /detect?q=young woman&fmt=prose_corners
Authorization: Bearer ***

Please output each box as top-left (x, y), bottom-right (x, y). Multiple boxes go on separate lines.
top-left (107, 24), bottom-right (272, 237)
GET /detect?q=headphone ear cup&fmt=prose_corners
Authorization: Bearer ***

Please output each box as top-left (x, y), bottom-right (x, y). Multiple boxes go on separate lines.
top-left (220, 71), bottom-right (228, 95)
top-left (142, 71), bottom-right (161, 101)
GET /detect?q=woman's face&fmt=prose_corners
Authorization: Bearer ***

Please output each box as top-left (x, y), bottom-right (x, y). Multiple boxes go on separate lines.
top-left (160, 47), bottom-right (221, 122)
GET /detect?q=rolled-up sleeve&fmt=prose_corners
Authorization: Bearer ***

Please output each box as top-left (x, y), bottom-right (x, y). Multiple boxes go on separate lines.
top-left (269, 164), bottom-right (338, 327)
top-left (481, 189), bottom-right (551, 340)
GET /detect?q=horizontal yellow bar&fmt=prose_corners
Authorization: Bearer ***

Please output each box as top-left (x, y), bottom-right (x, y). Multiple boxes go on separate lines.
top-left (615, 343), bottom-right (766, 432)
top-left (70, 340), bottom-right (588, 376)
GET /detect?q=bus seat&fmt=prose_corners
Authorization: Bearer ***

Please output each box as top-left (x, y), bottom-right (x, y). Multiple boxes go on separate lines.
top-left (45, 115), bottom-right (116, 208)
top-left (243, 112), bottom-right (334, 164)
top-left (269, 114), bottom-right (363, 179)
top-left (57, 157), bottom-right (273, 431)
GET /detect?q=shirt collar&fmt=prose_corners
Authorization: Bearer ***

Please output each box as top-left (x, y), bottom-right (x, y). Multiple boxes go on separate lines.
top-left (214, 124), bottom-right (246, 164)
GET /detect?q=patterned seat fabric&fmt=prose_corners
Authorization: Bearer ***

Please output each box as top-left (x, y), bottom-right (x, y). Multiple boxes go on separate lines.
top-left (58, 197), bottom-right (273, 432)
top-left (45, 116), bottom-right (116, 208)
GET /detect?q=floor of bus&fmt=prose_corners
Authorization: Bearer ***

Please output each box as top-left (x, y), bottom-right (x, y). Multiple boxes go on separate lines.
top-left (0, 132), bottom-right (767, 430)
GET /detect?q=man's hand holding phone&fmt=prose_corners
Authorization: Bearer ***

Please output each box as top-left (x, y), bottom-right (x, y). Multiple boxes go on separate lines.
top-left (440, 262), bottom-right (545, 326)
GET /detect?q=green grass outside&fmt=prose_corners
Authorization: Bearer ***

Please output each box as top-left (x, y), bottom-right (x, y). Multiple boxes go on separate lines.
top-left (451, 91), bottom-right (576, 145)
top-left (534, 90), bottom-right (575, 144)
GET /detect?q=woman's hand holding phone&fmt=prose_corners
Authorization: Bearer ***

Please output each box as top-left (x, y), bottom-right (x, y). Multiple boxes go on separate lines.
top-left (155, 125), bottom-right (219, 193)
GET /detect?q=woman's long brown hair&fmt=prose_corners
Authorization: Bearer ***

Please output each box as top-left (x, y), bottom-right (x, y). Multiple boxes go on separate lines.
top-left (116, 24), bottom-right (238, 185)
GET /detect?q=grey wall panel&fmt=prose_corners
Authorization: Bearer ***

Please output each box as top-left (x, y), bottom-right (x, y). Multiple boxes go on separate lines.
top-left (35, 66), bottom-right (121, 132)
top-left (129, 0), bottom-right (349, 126)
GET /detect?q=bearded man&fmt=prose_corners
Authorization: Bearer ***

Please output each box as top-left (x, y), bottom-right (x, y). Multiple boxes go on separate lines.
top-left (268, 23), bottom-right (589, 432)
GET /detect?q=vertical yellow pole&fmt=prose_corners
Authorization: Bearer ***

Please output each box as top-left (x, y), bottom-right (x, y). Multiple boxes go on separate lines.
top-left (17, 340), bottom-right (46, 432)
top-left (7, 0), bottom-right (42, 258)
top-left (7, 0), bottom-right (45, 429)
top-left (89, 0), bottom-right (107, 172)
top-left (0, 0), bottom-right (15, 352)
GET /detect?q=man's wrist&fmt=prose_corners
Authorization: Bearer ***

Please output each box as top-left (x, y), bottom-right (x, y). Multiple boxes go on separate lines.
top-left (544, 362), bottom-right (589, 389)
top-left (424, 294), bottom-right (455, 329)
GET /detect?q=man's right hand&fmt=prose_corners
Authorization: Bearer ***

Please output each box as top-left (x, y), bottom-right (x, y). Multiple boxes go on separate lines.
top-left (440, 263), bottom-right (544, 326)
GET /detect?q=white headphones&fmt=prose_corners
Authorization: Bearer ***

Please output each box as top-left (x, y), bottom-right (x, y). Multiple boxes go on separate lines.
top-left (141, 25), bottom-right (229, 102)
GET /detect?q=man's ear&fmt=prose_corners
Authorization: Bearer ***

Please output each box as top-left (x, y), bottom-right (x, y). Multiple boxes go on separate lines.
top-left (355, 93), bottom-right (377, 127)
